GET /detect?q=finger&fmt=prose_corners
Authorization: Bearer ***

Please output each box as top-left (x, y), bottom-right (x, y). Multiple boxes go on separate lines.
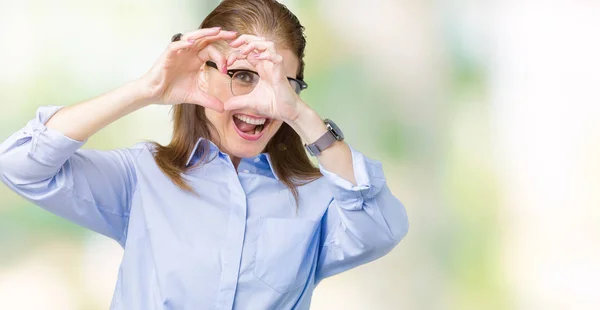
top-left (188, 91), bottom-right (224, 112)
top-left (229, 34), bottom-right (257, 48)
top-left (191, 30), bottom-right (238, 43)
top-left (168, 30), bottom-right (234, 55)
top-left (225, 49), bottom-right (263, 66)
top-left (252, 52), bottom-right (283, 64)
top-left (227, 50), bottom-right (242, 67)
top-left (241, 40), bottom-right (275, 54)
top-left (229, 34), bottom-right (265, 48)
top-left (190, 31), bottom-right (239, 51)
top-left (181, 27), bottom-right (223, 41)
top-left (240, 42), bottom-right (262, 56)
top-left (241, 41), bottom-right (282, 67)
top-left (225, 49), bottom-right (261, 68)
top-left (198, 45), bottom-right (228, 73)
top-left (239, 41), bottom-right (280, 65)
top-left (168, 39), bottom-right (195, 53)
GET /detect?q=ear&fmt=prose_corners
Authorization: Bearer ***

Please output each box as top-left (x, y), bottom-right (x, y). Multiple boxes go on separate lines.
top-left (197, 63), bottom-right (210, 93)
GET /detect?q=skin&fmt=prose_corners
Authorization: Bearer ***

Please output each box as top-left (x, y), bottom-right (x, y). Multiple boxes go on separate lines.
top-left (44, 28), bottom-right (357, 185)
top-left (199, 46), bottom-right (300, 164)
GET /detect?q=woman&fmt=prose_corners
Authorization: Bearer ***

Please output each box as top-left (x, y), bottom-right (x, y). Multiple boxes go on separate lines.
top-left (0, 0), bottom-right (408, 309)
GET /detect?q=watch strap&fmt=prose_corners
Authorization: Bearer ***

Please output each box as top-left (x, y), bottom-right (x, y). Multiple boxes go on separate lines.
top-left (305, 130), bottom-right (336, 156)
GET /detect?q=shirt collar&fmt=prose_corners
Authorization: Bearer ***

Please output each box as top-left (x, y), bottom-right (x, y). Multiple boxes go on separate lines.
top-left (185, 137), bottom-right (279, 180)
top-left (262, 152), bottom-right (279, 180)
top-left (185, 137), bottom-right (220, 166)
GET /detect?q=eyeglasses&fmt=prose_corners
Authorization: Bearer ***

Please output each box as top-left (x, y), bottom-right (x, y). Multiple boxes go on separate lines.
top-left (205, 61), bottom-right (308, 96)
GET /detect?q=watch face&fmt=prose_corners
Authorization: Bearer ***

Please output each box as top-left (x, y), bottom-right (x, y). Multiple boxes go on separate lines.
top-left (325, 119), bottom-right (344, 140)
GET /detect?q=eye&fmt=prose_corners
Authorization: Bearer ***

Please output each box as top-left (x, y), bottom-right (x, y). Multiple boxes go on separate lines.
top-left (233, 71), bottom-right (258, 85)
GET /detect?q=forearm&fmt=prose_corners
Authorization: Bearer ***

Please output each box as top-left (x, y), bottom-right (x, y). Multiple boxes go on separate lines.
top-left (287, 102), bottom-right (357, 185)
top-left (45, 79), bottom-right (152, 141)
top-left (291, 102), bottom-right (408, 281)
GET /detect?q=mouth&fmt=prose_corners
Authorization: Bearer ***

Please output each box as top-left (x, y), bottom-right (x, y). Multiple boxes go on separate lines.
top-left (232, 113), bottom-right (272, 141)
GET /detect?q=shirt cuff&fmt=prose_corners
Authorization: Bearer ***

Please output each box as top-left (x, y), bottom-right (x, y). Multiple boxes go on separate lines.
top-left (318, 145), bottom-right (387, 211)
top-left (25, 106), bottom-right (85, 167)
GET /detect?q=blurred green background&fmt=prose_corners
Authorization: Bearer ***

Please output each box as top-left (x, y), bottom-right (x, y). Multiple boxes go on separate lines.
top-left (1, 0), bottom-right (599, 309)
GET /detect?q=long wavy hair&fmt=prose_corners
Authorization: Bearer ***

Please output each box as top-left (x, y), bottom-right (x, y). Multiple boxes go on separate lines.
top-left (152, 0), bottom-right (322, 204)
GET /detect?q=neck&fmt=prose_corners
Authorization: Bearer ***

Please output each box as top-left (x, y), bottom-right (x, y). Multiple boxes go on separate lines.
top-left (231, 156), bottom-right (241, 170)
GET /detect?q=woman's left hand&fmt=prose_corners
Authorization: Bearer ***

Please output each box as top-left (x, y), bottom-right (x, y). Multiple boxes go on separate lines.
top-left (223, 34), bottom-right (308, 123)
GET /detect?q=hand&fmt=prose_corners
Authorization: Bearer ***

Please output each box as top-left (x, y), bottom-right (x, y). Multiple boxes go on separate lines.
top-left (140, 27), bottom-right (238, 111)
top-left (223, 35), bottom-right (306, 123)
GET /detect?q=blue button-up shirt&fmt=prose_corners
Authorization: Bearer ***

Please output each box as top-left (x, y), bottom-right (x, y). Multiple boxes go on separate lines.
top-left (0, 106), bottom-right (408, 310)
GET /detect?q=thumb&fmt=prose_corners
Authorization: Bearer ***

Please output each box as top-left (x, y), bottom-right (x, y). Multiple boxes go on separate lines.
top-left (187, 90), bottom-right (224, 112)
top-left (224, 94), bottom-right (256, 112)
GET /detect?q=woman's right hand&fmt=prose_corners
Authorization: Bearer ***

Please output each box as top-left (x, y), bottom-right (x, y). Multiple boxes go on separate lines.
top-left (141, 27), bottom-right (237, 111)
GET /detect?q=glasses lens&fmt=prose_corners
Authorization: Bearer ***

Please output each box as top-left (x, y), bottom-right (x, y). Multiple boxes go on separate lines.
top-left (231, 71), bottom-right (260, 96)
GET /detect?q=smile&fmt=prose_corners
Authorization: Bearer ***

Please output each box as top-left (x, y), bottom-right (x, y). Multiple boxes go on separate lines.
top-left (232, 114), bottom-right (271, 141)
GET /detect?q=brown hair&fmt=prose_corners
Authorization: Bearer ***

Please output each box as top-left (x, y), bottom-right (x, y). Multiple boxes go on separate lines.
top-left (152, 0), bottom-right (321, 204)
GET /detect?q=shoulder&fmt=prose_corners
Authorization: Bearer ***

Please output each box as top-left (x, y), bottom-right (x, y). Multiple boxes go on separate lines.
top-left (111, 141), bottom-right (158, 171)
top-left (128, 141), bottom-right (157, 158)
top-left (124, 141), bottom-right (174, 178)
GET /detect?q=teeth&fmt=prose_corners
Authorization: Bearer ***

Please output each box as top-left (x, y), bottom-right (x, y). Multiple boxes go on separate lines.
top-left (234, 114), bottom-right (266, 125)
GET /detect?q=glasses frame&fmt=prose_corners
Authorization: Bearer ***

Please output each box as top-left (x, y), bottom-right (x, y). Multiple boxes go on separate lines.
top-left (205, 60), bottom-right (308, 95)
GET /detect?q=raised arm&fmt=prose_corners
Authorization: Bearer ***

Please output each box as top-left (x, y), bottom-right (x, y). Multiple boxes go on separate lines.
top-left (0, 28), bottom-right (237, 245)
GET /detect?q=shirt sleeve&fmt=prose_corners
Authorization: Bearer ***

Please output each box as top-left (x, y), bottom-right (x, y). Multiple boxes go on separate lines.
top-left (0, 106), bottom-right (143, 246)
top-left (315, 145), bottom-right (409, 283)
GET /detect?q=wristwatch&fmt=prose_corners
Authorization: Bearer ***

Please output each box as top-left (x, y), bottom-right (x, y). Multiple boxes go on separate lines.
top-left (305, 119), bottom-right (344, 156)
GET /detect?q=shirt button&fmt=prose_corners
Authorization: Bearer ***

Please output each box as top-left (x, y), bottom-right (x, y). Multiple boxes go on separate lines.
top-left (242, 169), bottom-right (250, 173)
top-left (254, 157), bottom-right (261, 163)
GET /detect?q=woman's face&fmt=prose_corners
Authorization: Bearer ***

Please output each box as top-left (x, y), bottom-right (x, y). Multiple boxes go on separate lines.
top-left (202, 46), bottom-right (300, 160)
